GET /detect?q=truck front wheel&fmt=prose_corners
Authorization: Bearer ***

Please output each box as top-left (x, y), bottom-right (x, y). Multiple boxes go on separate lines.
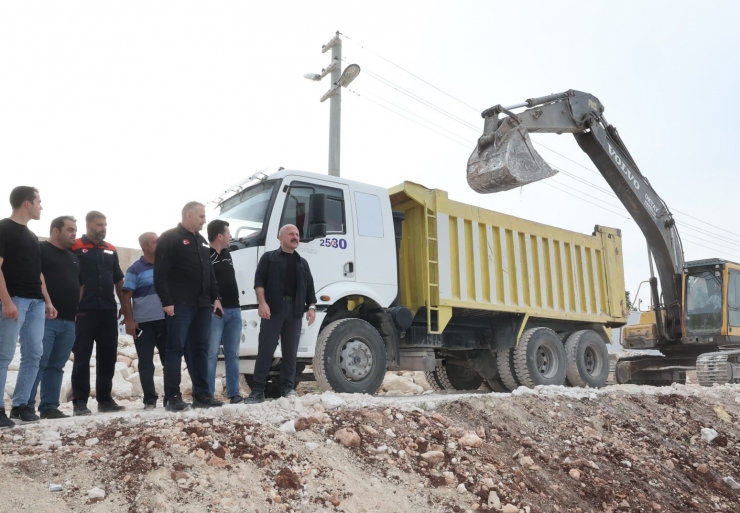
top-left (313, 319), bottom-right (387, 394)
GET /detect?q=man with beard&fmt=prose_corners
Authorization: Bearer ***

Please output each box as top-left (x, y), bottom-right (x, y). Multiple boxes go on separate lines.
top-left (71, 211), bottom-right (125, 415)
top-left (28, 216), bottom-right (82, 419)
top-left (245, 224), bottom-right (316, 404)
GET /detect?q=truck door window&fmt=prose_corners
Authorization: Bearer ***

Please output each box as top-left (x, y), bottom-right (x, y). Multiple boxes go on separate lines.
top-left (281, 182), bottom-right (345, 238)
top-left (218, 180), bottom-right (277, 242)
top-left (729, 271), bottom-right (740, 327)
top-left (354, 192), bottom-right (384, 238)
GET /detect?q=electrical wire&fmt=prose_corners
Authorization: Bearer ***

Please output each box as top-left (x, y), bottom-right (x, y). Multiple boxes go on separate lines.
top-left (339, 33), bottom-right (482, 114)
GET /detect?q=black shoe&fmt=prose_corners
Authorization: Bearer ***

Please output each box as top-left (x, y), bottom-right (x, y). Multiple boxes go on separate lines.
top-left (280, 389), bottom-right (298, 399)
top-left (0, 410), bottom-right (13, 429)
top-left (10, 404), bottom-right (40, 424)
top-left (40, 409), bottom-right (70, 420)
top-left (164, 395), bottom-right (191, 412)
top-left (244, 392), bottom-right (265, 404)
top-left (73, 403), bottom-right (92, 416)
top-left (144, 403), bottom-right (156, 411)
top-left (98, 399), bottom-right (125, 413)
top-left (229, 395), bottom-right (244, 404)
top-left (192, 394), bottom-right (224, 409)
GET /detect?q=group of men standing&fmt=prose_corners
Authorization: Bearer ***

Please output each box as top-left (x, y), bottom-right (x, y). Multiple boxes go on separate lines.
top-left (0, 186), bottom-right (317, 428)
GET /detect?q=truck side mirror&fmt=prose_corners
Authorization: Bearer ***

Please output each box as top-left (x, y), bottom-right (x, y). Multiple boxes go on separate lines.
top-left (306, 193), bottom-right (327, 240)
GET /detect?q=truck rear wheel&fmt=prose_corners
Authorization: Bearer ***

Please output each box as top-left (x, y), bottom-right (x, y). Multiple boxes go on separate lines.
top-left (313, 318), bottom-right (387, 394)
top-left (425, 362), bottom-right (484, 391)
top-left (485, 377), bottom-right (509, 392)
top-left (496, 348), bottom-right (520, 391)
top-left (514, 327), bottom-right (567, 387)
top-left (564, 330), bottom-right (610, 388)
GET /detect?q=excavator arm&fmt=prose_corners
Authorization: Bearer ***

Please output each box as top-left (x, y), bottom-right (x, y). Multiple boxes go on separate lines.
top-left (467, 90), bottom-right (684, 342)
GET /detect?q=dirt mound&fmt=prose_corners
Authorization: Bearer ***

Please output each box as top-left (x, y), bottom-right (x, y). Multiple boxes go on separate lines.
top-left (1, 384), bottom-right (739, 512)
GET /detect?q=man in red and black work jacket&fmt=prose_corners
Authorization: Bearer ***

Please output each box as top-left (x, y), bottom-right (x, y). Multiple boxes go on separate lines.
top-left (71, 211), bottom-right (125, 416)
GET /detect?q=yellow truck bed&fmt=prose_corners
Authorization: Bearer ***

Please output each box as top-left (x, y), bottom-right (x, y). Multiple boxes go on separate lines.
top-left (389, 181), bottom-right (627, 334)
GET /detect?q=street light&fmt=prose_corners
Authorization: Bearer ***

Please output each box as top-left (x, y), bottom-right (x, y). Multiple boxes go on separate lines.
top-left (304, 32), bottom-right (361, 177)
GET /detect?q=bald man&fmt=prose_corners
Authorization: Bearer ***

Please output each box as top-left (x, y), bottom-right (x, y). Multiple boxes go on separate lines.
top-left (246, 224), bottom-right (316, 404)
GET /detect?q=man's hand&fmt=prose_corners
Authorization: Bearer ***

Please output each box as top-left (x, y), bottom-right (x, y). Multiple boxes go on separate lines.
top-left (125, 317), bottom-right (139, 338)
top-left (306, 308), bottom-right (316, 326)
top-left (163, 305), bottom-right (175, 317)
top-left (1, 299), bottom-right (18, 321)
top-left (45, 303), bottom-right (58, 320)
top-left (258, 302), bottom-right (271, 320)
top-left (213, 299), bottom-right (223, 317)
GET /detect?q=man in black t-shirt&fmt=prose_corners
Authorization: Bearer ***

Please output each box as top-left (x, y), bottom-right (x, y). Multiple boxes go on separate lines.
top-left (206, 220), bottom-right (243, 403)
top-left (27, 216), bottom-right (82, 419)
top-left (246, 224), bottom-right (316, 404)
top-left (0, 186), bottom-right (57, 428)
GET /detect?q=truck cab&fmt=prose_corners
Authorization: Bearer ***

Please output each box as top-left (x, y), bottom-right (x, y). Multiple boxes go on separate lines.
top-left (215, 169), bottom-right (398, 387)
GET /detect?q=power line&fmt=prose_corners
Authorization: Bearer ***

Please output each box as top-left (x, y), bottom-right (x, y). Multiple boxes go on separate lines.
top-left (340, 32), bottom-right (482, 114)
top-left (346, 89), bottom-right (471, 149)
top-left (353, 87), bottom-right (474, 145)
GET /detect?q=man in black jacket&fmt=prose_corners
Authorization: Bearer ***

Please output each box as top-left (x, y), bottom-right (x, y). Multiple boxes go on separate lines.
top-left (154, 202), bottom-right (224, 412)
top-left (245, 224), bottom-right (316, 404)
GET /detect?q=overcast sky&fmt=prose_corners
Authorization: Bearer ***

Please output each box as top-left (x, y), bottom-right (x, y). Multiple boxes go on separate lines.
top-left (2, 1), bottom-right (739, 309)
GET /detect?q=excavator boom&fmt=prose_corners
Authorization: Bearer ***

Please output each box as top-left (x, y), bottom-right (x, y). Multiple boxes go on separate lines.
top-left (467, 90), bottom-right (684, 341)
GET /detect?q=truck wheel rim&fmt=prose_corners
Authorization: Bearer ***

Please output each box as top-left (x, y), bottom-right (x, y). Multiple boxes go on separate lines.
top-left (536, 344), bottom-right (558, 378)
top-left (339, 339), bottom-right (373, 381)
top-left (584, 347), bottom-right (596, 375)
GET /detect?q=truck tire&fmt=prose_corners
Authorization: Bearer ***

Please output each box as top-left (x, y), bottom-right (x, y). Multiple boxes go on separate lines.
top-left (313, 318), bottom-right (387, 394)
top-left (564, 330), bottom-right (610, 388)
top-left (425, 362), bottom-right (484, 391)
top-left (513, 327), bottom-right (567, 387)
top-left (496, 348), bottom-right (520, 391)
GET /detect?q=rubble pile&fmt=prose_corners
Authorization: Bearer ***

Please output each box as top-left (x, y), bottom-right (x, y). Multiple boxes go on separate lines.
top-left (0, 383), bottom-right (739, 512)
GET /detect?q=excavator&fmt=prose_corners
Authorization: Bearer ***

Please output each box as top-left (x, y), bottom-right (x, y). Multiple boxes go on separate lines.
top-left (466, 89), bottom-right (740, 386)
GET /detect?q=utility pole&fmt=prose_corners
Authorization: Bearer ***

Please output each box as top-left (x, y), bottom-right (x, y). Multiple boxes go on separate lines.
top-left (305, 31), bottom-right (361, 177)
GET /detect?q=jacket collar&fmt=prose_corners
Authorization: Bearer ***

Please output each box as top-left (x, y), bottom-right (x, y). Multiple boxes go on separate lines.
top-left (273, 246), bottom-right (303, 262)
top-left (81, 234), bottom-right (107, 247)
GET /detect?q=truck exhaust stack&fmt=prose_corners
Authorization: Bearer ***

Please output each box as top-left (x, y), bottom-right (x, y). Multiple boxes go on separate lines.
top-left (466, 118), bottom-right (557, 194)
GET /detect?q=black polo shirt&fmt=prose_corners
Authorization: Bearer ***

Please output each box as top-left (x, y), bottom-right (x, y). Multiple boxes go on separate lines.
top-left (40, 241), bottom-right (82, 321)
top-left (254, 247), bottom-right (316, 319)
top-left (154, 223), bottom-right (220, 308)
top-left (72, 235), bottom-right (124, 311)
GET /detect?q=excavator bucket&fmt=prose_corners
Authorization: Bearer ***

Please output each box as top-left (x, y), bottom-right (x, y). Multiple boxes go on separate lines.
top-left (467, 121), bottom-right (557, 193)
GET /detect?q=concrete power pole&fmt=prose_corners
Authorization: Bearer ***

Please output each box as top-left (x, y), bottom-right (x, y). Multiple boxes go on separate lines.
top-left (305, 32), bottom-right (361, 178)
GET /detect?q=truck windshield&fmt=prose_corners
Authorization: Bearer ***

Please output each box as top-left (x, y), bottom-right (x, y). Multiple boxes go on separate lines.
top-left (685, 271), bottom-right (723, 334)
top-left (218, 180), bottom-right (277, 240)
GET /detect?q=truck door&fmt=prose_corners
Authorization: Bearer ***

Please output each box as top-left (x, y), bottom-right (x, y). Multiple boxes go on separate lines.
top-left (268, 177), bottom-right (355, 292)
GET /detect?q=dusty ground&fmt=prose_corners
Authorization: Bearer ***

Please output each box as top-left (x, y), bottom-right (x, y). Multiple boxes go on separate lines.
top-left (1, 381), bottom-right (739, 513)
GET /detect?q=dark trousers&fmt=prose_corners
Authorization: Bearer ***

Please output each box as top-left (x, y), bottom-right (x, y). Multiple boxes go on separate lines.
top-left (252, 301), bottom-right (302, 394)
top-left (72, 310), bottom-right (118, 405)
top-left (135, 319), bottom-right (167, 405)
top-left (164, 304), bottom-right (211, 401)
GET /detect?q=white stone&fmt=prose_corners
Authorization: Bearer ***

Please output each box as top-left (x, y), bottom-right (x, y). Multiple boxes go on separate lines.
top-left (321, 394), bottom-right (344, 410)
top-left (117, 345), bottom-right (138, 360)
top-left (8, 351), bottom-right (21, 371)
top-left (381, 373), bottom-right (423, 394)
top-left (723, 476), bottom-right (740, 489)
top-left (279, 420), bottom-right (296, 434)
top-left (276, 397), bottom-right (291, 410)
top-left (306, 442), bottom-right (319, 451)
top-left (85, 438), bottom-right (99, 447)
top-left (488, 491), bottom-right (502, 510)
top-left (456, 483), bottom-right (466, 493)
top-left (300, 394), bottom-right (322, 407)
top-left (41, 431), bottom-right (61, 442)
top-left (115, 362), bottom-right (132, 379)
top-left (125, 372), bottom-right (144, 397)
top-left (701, 428), bottom-right (718, 443)
top-left (153, 362), bottom-right (164, 377)
top-left (111, 374), bottom-right (133, 399)
top-left (88, 487), bottom-right (105, 499)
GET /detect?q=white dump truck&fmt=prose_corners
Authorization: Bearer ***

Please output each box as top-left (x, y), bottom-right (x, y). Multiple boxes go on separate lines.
top-left (215, 168), bottom-right (627, 395)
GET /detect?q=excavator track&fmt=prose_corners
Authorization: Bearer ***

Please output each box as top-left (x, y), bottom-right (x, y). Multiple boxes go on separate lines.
top-left (696, 350), bottom-right (740, 386)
